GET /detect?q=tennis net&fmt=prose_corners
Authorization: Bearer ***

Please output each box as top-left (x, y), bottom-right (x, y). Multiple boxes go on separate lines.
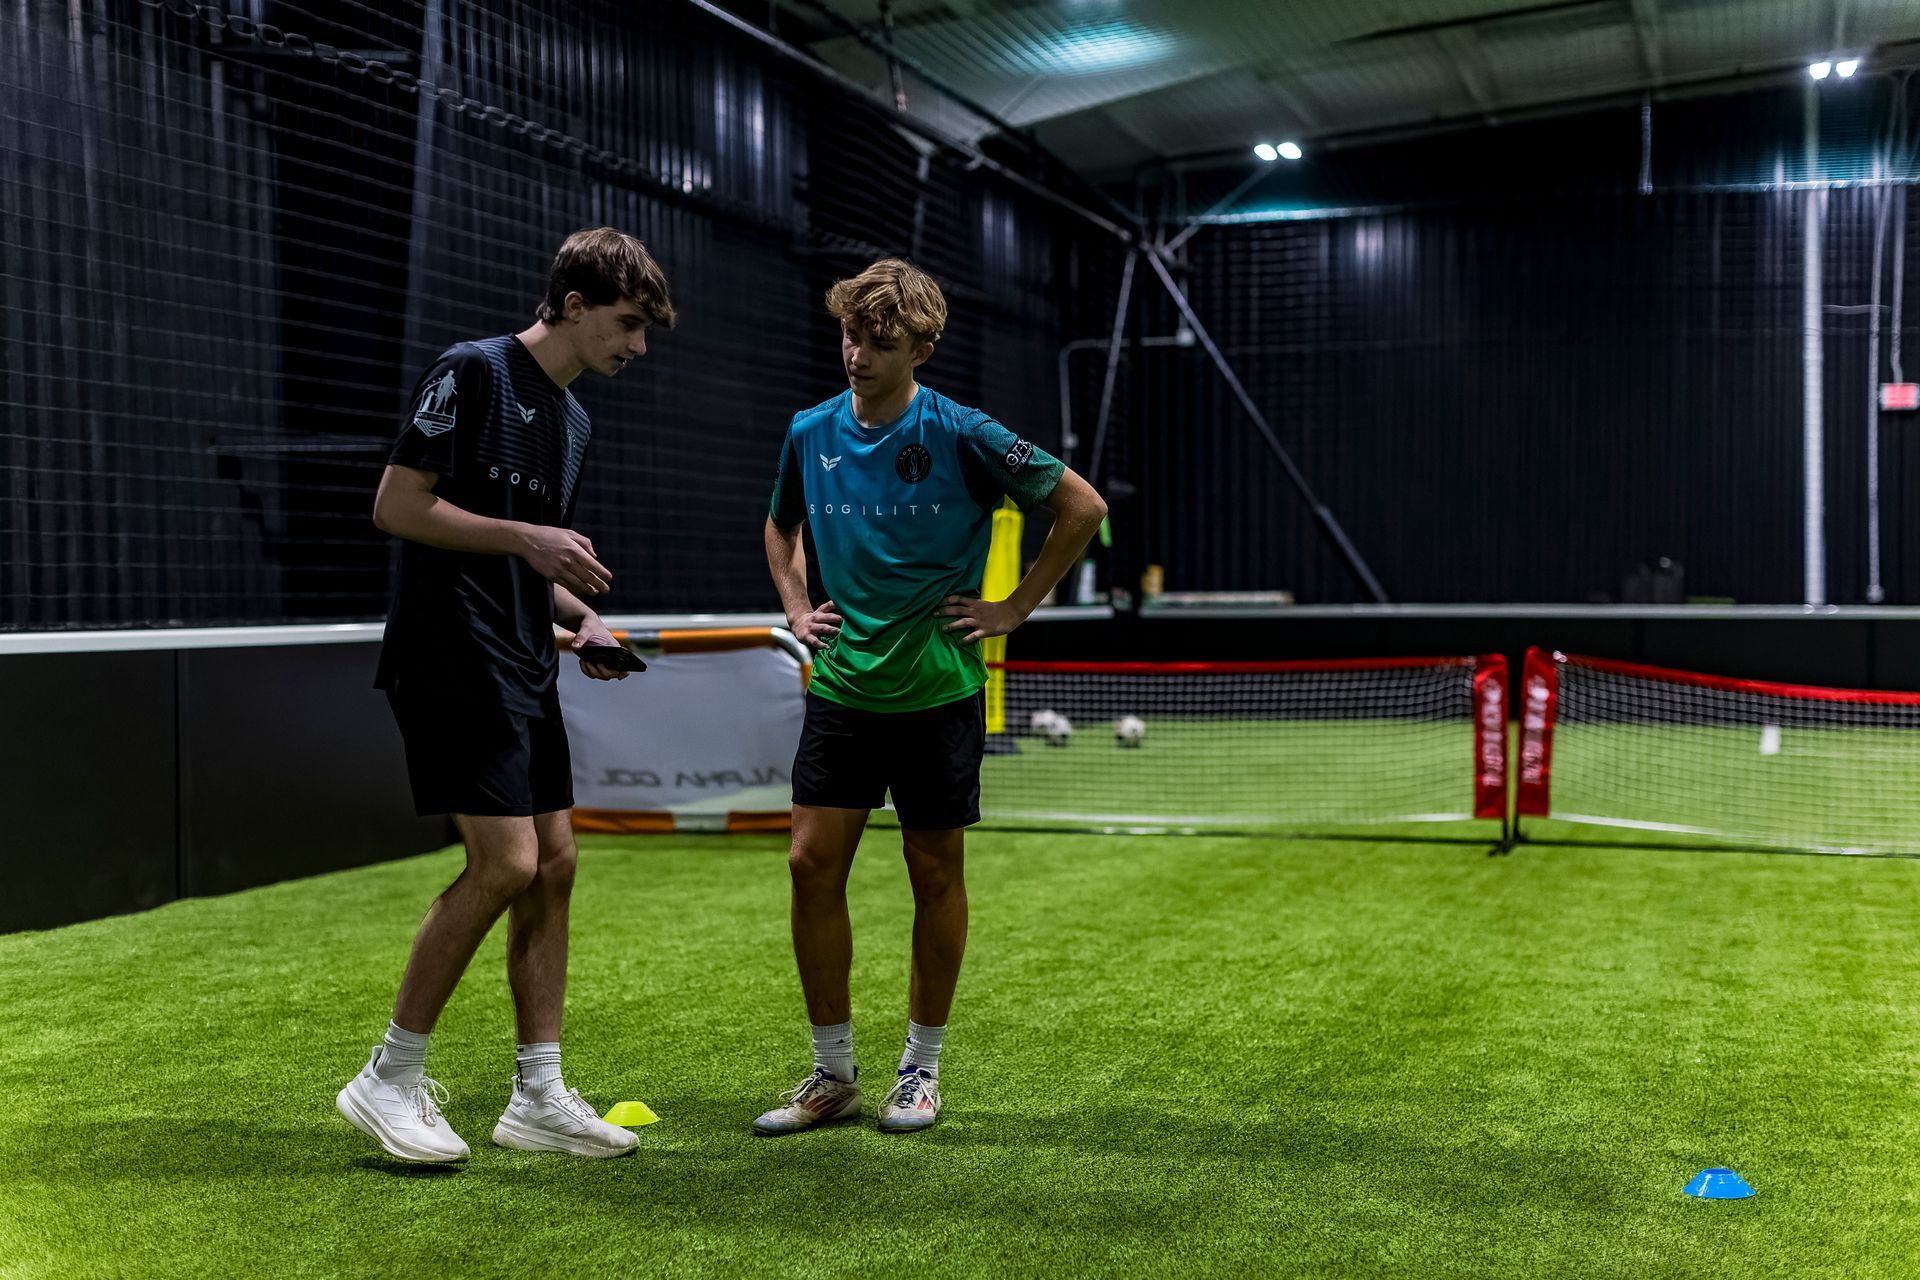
top-left (971, 656), bottom-right (1509, 838)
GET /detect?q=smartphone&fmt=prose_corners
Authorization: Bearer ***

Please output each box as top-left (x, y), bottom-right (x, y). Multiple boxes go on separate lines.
top-left (575, 643), bottom-right (648, 673)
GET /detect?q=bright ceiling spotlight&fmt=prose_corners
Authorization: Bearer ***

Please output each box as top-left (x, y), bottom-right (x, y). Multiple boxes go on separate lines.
top-left (1837, 58), bottom-right (1861, 77)
top-left (1809, 60), bottom-right (1832, 79)
top-left (1277, 141), bottom-right (1304, 160)
top-left (1253, 142), bottom-right (1279, 162)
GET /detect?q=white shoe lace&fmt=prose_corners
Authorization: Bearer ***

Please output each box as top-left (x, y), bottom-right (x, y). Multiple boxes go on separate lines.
top-left (553, 1087), bottom-right (603, 1127)
top-left (405, 1077), bottom-right (451, 1127)
top-left (779, 1068), bottom-right (842, 1111)
top-left (882, 1070), bottom-right (931, 1111)
top-left (511, 1075), bottom-right (608, 1129)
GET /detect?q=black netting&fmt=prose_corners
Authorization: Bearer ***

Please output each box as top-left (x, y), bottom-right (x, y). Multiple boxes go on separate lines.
top-left (2, 0), bottom-right (1120, 629)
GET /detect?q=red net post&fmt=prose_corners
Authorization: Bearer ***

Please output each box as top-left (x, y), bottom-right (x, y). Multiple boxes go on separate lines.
top-left (1473, 654), bottom-right (1510, 826)
top-left (1516, 648), bottom-right (1561, 821)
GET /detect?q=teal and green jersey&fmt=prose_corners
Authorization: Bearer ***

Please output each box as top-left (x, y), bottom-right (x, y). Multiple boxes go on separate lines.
top-left (769, 386), bottom-right (1065, 713)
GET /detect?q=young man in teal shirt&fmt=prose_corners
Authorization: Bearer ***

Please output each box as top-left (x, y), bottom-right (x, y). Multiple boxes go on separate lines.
top-left (757, 258), bottom-right (1108, 1134)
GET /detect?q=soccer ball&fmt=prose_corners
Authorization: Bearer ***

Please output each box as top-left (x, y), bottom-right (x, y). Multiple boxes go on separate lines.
top-left (1030, 708), bottom-right (1063, 738)
top-left (1044, 715), bottom-right (1074, 747)
top-left (1115, 715), bottom-right (1145, 748)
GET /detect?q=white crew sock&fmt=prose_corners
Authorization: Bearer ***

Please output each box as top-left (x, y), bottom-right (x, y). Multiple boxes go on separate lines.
top-left (516, 1042), bottom-right (564, 1094)
top-left (900, 1021), bottom-right (945, 1076)
top-left (373, 1021), bottom-right (429, 1085)
top-left (811, 1021), bottom-right (856, 1083)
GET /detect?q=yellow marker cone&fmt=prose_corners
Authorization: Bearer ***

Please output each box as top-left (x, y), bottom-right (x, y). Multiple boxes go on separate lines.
top-left (603, 1100), bottom-right (660, 1127)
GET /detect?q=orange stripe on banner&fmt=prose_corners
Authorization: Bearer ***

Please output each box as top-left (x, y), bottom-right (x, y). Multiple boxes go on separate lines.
top-left (656, 627), bottom-right (779, 653)
top-left (726, 811), bottom-right (794, 833)
top-left (571, 809), bottom-right (676, 834)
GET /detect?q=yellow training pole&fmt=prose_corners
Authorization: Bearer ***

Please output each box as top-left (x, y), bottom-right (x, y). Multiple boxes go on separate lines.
top-left (981, 497), bottom-right (1024, 745)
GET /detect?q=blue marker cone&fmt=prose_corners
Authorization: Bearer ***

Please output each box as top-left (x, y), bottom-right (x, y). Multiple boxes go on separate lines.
top-left (1684, 1168), bottom-right (1755, 1199)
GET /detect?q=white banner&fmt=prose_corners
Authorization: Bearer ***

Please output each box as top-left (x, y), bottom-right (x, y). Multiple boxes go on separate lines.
top-left (560, 642), bottom-right (805, 817)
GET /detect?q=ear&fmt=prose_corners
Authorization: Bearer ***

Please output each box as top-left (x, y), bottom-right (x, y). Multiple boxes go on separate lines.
top-left (562, 291), bottom-right (587, 322)
top-left (911, 340), bottom-right (934, 369)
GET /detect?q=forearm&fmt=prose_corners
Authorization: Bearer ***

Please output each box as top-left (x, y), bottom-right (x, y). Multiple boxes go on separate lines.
top-left (377, 489), bottom-right (528, 557)
top-left (552, 583), bottom-right (599, 631)
top-left (764, 518), bottom-right (813, 622)
top-left (1008, 482), bottom-right (1107, 617)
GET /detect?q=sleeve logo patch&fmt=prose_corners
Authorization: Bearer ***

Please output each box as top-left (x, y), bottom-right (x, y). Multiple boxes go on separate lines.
top-left (411, 371), bottom-right (458, 437)
top-left (1003, 439), bottom-right (1034, 473)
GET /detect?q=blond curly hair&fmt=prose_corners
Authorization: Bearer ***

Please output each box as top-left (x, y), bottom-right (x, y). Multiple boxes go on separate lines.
top-left (824, 258), bottom-right (946, 344)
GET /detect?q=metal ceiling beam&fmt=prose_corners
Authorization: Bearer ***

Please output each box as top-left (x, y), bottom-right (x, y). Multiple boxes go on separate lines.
top-left (1164, 165), bottom-right (1283, 253)
top-left (1435, 27), bottom-right (1502, 116)
top-left (1628, 0), bottom-right (1663, 83)
top-left (770, 0), bottom-right (1145, 230)
top-left (1161, 38), bottom-right (1920, 173)
top-left (684, 0), bottom-right (1138, 240)
top-left (1341, 0), bottom-right (1610, 45)
top-left (779, 0), bottom-right (1046, 156)
top-left (1256, 66), bottom-right (1328, 134)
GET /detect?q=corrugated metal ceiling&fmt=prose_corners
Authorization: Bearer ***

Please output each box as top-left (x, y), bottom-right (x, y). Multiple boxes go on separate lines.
top-left (754, 0), bottom-right (1920, 177)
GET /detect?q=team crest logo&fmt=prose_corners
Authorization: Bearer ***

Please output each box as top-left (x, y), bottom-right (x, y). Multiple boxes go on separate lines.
top-left (820, 454), bottom-right (843, 471)
top-left (412, 371), bottom-right (458, 437)
top-left (519, 405), bottom-right (536, 423)
top-left (895, 443), bottom-right (932, 483)
top-left (1003, 439), bottom-right (1034, 473)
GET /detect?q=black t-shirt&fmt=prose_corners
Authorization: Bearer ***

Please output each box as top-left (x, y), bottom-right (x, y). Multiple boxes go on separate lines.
top-left (375, 335), bottom-right (592, 714)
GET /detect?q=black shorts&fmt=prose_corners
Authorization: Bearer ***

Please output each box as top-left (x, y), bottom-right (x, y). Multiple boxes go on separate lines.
top-left (792, 690), bottom-right (984, 829)
top-left (386, 687), bottom-right (574, 818)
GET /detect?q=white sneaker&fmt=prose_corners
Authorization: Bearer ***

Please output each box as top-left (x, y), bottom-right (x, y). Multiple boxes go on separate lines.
top-left (878, 1067), bottom-right (942, 1133)
top-left (752, 1067), bottom-right (862, 1136)
top-left (491, 1077), bottom-right (639, 1158)
top-left (335, 1049), bottom-right (471, 1163)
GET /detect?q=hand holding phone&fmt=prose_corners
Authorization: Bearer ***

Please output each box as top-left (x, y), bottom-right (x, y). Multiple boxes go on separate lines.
top-left (575, 643), bottom-right (647, 674)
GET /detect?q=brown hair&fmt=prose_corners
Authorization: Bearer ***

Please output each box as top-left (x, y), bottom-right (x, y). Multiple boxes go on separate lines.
top-left (824, 258), bottom-right (946, 345)
top-left (537, 227), bottom-right (676, 328)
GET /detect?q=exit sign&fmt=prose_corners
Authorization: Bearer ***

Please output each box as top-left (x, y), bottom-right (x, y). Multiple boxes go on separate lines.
top-left (1882, 383), bottom-right (1919, 411)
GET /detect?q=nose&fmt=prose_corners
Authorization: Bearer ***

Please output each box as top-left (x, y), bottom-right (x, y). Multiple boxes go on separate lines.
top-left (628, 333), bottom-right (647, 358)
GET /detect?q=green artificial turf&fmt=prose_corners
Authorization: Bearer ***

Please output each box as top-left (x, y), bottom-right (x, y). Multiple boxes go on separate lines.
top-left (3, 831), bottom-right (1918, 1278)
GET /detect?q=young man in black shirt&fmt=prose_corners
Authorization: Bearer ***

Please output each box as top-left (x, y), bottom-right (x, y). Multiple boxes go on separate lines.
top-left (334, 228), bottom-right (673, 1163)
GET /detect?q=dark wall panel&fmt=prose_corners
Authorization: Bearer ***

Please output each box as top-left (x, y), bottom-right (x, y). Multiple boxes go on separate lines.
top-left (1638, 619), bottom-right (1873, 689)
top-left (0, 651), bottom-right (178, 931)
top-left (178, 644), bottom-right (448, 897)
top-left (1134, 192), bottom-right (1824, 605)
top-left (0, 643), bottom-right (448, 932)
top-left (1117, 79), bottom-right (1920, 608)
top-left (1872, 618), bottom-right (1920, 689)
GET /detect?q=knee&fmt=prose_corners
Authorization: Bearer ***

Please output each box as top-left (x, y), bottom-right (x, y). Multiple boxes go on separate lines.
top-left (910, 866), bottom-right (961, 903)
top-left (470, 845), bottom-right (540, 902)
top-left (788, 845), bottom-right (846, 901)
top-left (904, 847), bottom-right (963, 902)
top-left (534, 840), bottom-right (578, 894)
